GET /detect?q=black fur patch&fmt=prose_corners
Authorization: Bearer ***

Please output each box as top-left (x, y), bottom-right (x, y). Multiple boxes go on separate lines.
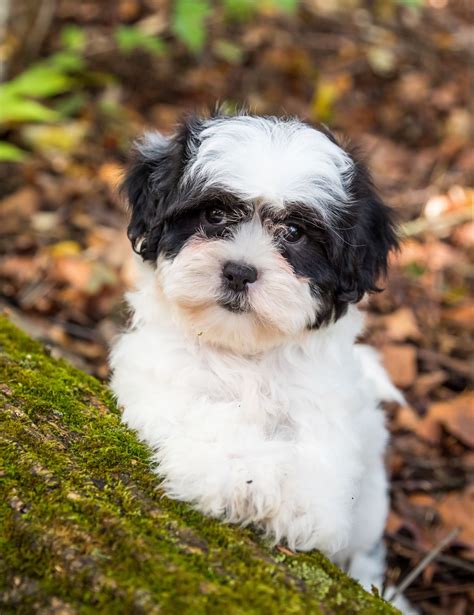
top-left (122, 117), bottom-right (204, 261)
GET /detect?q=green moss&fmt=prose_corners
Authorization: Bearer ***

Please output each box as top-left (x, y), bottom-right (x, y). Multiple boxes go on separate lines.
top-left (0, 316), bottom-right (399, 614)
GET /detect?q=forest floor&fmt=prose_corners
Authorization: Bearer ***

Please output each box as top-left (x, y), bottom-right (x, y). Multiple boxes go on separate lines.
top-left (0, 2), bottom-right (472, 613)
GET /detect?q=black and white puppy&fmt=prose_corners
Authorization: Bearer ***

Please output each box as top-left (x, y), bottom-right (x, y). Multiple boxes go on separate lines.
top-left (111, 114), bottom-right (406, 603)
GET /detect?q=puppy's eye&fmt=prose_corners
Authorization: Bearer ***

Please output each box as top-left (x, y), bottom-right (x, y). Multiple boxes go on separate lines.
top-left (284, 223), bottom-right (304, 243)
top-left (205, 206), bottom-right (227, 225)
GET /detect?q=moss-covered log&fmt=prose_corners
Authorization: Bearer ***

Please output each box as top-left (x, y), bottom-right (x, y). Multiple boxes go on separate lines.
top-left (0, 316), bottom-right (398, 614)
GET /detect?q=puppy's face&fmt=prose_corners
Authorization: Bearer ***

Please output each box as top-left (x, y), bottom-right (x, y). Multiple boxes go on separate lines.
top-left (123, 115), bottom-right (397, 353)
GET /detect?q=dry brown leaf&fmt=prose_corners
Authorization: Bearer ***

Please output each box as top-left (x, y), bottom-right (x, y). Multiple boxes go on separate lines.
top-left (395, 405), bottom-right (423, 433)
top-left (0, 187), bottom-right (40, 218)
top-left (395, 405), bottom-right (441, 442)
top-left (437, 485), bottom-right (474, 549)
top-left (442, 303), bottom-right (474, 331)
top-left (54, 257), bottom-right (93, 291)
top-left (452, 221), bottom-right (474, 248)
top-left (413, 370), bottom-right (447, 398)
top-left (426, 242), bottom-right (466, 271)
top-left (0, 256), bottom-right (43, 284)
top-left (393, 239), bottom-right (426, 267)
top-left (98, 162), bottom-right (124, 191)
top-left (428, 392), bottom-right (474, 448)
top-left (386, 510), bottom-right (404, 534)
top-left (395, 239), bottom-right (467, 272)
top-left (409, 493), bottom-right (436, 508)
top-left (397, 392), bottom-right (474, 445)
top-left (382, 344), bottom-right (417, 389)
top-left (382, 307), bottom-right (422, 342)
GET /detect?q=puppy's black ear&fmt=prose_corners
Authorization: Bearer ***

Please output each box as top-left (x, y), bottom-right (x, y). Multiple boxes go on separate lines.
top-left (336, 154), bottom-right (399, 306)
top-left (122, 118), bottom-right (201, 261)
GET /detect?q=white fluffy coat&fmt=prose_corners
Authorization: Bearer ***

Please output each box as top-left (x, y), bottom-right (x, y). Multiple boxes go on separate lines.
top-left (110, 259), bottom-right (402, 591)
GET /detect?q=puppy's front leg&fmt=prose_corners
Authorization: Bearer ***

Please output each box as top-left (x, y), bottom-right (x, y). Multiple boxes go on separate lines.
top-left (154, 426), bottom-right (293, 526)
top-left (266, 439), bottom-right (362, 556)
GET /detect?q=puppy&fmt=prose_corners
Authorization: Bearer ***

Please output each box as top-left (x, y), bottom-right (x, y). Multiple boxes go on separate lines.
top-left (111, 114), bottom-right (404, 599)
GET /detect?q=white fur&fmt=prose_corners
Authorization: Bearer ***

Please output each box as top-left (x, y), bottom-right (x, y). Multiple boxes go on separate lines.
top-left (111, 256), bottom-right (401, 594)
top-left (184, 116), bottom-right (354, 220)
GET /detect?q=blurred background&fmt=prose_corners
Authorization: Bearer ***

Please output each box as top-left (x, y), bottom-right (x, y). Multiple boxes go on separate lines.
top-left (0, 1), bottom-right (472, 612)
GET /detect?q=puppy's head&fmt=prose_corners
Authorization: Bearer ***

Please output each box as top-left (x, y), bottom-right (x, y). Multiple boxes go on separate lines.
top-left (123, 114), bottom-right (398, 353)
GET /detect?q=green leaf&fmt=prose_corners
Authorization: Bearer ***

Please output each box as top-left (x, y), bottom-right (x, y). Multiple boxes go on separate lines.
top-left (0, 141), bottom-right (28, 162)
top-left (4, 64), bottom-right (75, 98)
top-left (213, 40), bottom-right (243, 64)
top-left (173, 0), bottom-right (211, 53)
top-left (405, 262), bottom-right (426, 278)
top-left (54, 92), bottom-right (88, 118)
top-left (60, 25), bottom-right (87, 52)
top-left (114, 25), bottom-right (165, 56)
top-left (270, 0), bottom-right (298, 12)
top-left (49, 51), bottom-right (86, 72)
top-left (221, 0), bottom-right (257, 21)
top-left (0, 90), bottom-right (58, 124)
top-left (20, 121), bottom-right (88, 155)
top-left (395, 0), bottom-right (423, 6)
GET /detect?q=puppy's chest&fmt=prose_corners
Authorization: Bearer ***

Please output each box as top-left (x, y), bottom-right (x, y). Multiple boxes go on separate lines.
top-left (184, 351), bottom-right (351, 435)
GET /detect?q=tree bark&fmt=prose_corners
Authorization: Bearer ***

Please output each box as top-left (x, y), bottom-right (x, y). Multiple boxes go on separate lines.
top-left (0, 315), bottom-right (397, 614)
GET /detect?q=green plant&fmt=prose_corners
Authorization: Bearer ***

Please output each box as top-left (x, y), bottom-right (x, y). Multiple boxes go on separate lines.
top-left (173, 0), bottom-right (300, 53)
top-left (114, 25), bottom-right (166, 56)
top-left (0, 25), bottom-right (88, 161)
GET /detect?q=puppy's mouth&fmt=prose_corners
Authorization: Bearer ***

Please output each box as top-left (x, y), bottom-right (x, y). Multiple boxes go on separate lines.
top-left (218, 293), bottom-right (250, 314)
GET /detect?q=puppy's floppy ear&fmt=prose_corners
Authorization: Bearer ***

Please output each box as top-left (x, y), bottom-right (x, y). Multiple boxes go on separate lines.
top-left (122, 118), bottom-right (201, 262)
top-left (336, 153), bottom-right (399, 306)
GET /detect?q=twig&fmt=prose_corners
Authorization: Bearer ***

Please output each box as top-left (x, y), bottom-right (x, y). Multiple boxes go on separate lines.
top-left (418, 348), bottom-right (473, 378)
top-left (389, 528), bottom-right (460, 600)
top-left (387, 532), bottom-right (474, 575)
top-left (26, 0), bottom-right (56, 61)
top-left (404, 582), bottom-right (474, 600)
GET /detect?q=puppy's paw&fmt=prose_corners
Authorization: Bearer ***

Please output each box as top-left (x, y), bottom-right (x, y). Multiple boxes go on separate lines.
top-left (266, 489), bottom-right (352, 555)
top-left (287, 510), bottom-right (351, 555)
top-left (223, 460), bottom-right (283, 524)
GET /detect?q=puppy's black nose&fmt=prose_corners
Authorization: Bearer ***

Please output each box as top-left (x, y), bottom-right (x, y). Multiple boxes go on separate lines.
top-left (223, 261), bottom-right (258, 292)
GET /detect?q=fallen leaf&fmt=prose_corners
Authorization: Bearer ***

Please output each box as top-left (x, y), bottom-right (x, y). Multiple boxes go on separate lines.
top-left (21, 121), bottom-right (89, 155)
top-left (386, 510), bottom-right (404, 534)
top-left (395, 239), bottom-right (466, 272)
top-left (382, 308), bottom-right (421, 342)
top-left (445, 108), bottom-right (471, 144)
top-left (452, 221), bottom-right (474, 248)
top-left (395, 405), bottom-right (442, 443)
top-left (397, 392), bottom-right (474, 446)
top-left (413, 370), bottom-right (448, 398)
top-left (428, 392), bottom-right (474, 448)
top-left (98, 162), bottom-right (123, 191)
top-left (32, 211), bottom-right (61, 233)
top-left (276, 545), bottom-right (295, 556)
top-left (0, 187), bottom-right (40, 218)
top-left (48, 241), bottom-right (82, 258)
top-left (54, 257), bottom-right (92, 291)
top-left (0, 255), bottom-right (43, 284)
top-left (382, 344), bottom-right (417, 389)
top-left (442, 303), bottom-right (474, 331)
top-left (437, 485), bottom-right (474, 549)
